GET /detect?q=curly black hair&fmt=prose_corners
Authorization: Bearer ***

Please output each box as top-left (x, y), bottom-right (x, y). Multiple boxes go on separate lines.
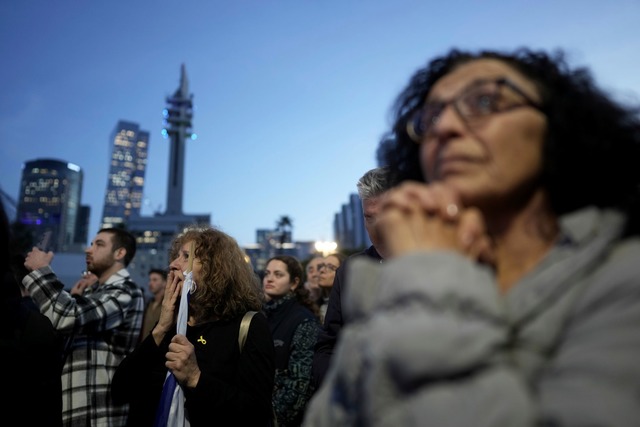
top-left (378, 48), bottom-right (640, 232)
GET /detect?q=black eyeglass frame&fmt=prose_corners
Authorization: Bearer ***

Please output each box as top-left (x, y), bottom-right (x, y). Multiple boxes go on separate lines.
top-left (317, 263), bottom-right (338, 272)
top-left (406, 77), bottom-right (544, 143)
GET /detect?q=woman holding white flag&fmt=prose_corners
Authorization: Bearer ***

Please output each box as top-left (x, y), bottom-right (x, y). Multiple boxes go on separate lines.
top-left (112, 225), bottom-right (276, 426)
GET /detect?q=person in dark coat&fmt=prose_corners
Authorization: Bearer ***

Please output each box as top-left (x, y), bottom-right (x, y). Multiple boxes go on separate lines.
top-left (311, 166), bottom-right (396, 390)
top-left (0, 202), bottom-right (62, 427)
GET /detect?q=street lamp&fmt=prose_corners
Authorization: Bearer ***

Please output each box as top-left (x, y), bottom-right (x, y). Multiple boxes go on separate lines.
top-left (314, 240), bottom-right (337, 257)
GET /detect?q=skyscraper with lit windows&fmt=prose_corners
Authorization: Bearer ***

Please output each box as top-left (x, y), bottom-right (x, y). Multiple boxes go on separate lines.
top-left (16, 158), bottom-right (84, 252)
top-left (100, 120), bottom-right (149, 229)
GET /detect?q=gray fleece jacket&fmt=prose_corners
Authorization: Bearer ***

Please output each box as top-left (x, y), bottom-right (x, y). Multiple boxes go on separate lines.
top-left (303, 207), bottom-right (640, 427)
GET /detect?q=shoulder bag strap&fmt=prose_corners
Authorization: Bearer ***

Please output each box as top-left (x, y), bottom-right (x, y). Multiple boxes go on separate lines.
top-left (238, 311), bottom-right (258, 352)
top-left (238, 310), bottom-right (278, 427)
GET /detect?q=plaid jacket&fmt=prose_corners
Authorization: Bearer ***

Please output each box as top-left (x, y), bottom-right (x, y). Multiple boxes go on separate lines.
top-left (23, 266), bottom-right (144, 427)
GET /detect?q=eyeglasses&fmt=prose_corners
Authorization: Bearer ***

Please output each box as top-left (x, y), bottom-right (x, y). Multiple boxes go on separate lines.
top-left (406, 77), bottom-right (544, 142)
top-left (317, 263), bottom-right (338, 272)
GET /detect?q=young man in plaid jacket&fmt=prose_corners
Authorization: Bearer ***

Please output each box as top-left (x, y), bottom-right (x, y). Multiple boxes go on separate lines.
top-left (23, 227), bottom-right (144, 426)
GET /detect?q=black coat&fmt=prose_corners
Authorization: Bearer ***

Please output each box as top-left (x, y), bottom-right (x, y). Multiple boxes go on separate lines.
top-left (112, 312), bottom-right (276, 427)
top-left (310, 245), bottom-right (382, 390)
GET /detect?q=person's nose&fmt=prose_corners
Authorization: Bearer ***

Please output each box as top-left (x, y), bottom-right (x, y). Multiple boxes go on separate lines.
top-left (169, 257), bottom-right (181, 271)
top-left (430, 103), bottom-right (465, 142)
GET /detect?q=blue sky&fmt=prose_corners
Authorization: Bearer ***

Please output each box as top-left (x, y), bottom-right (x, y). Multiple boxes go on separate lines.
top-left (2, 0), bottom-right (639, 247)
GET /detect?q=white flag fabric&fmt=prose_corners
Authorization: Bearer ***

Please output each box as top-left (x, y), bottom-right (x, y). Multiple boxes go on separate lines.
top-left (154, 271), bottom-right (194, 427)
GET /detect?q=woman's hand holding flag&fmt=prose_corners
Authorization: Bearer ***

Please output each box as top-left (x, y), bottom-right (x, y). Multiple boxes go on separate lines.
top-left (154, 242), bottom-right (196, 427)
top-left (166, 335), bottom-right (201, 388)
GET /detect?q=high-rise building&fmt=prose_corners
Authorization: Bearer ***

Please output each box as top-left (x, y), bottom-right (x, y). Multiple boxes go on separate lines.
top-left (16, 158), bottom-right (83, 252)
top-left (100, 121), bottom-right (149, 229)
top-left (127, 64), bottom-right (210, 288)
top-left (74, 205), bottom-right (91, 247)
top-left (333, 193), bottom-right (368, 251)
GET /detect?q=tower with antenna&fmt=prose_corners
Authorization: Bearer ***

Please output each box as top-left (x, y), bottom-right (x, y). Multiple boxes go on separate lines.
top-left (162, 64), bottom-right (197, 216)
top-left (127, 64), bottom-right (210, 288)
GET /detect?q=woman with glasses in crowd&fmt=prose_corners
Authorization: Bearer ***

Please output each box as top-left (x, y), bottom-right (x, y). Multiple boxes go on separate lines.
top-left (304, 48), bottom-right (640, 426)
top-left (316, 253), bottom-right (346, 323)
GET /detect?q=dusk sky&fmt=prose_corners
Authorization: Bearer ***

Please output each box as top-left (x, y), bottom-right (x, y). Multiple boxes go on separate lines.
top-left (2, 1), bottom-right (639, 247)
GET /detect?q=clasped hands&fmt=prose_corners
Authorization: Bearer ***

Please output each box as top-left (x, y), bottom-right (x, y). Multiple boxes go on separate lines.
top-left (379, 181), bottom-right (495, 266)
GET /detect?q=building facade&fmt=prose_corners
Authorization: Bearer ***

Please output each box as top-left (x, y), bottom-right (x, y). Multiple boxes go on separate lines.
top-left (100, 120), bottom-right (149, 229)
top-left (333, 192), bottom-right (368, 252)
top-left (16, 158), bottom-right (85, 252)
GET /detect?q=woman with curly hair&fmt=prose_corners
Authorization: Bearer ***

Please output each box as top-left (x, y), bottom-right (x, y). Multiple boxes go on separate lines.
top-left (112, 225), bottom-right (275, 426)
top-left (305, 48), bottom-right (640, 426)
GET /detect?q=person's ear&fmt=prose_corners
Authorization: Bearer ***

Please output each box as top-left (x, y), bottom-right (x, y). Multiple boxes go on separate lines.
top-left (291, 277), bottom-right (300, 291)
top-left (114, 247), bottom-right (126, 263)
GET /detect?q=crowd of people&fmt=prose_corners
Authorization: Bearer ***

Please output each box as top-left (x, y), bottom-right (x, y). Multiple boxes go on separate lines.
top-left (2, 46), bottom-right (639, 426)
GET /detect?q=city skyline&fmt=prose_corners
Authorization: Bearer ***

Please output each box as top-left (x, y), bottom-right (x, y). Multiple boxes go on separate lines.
top-left (2, 1), bottom-right (639, 247)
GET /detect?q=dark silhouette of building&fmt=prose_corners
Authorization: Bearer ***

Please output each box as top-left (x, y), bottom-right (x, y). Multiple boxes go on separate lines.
top-left (74, 205), bottom-right (91, 248)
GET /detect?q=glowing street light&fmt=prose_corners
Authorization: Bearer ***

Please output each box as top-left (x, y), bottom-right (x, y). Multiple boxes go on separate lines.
top-left (315, 240), bottom-right (337, 257)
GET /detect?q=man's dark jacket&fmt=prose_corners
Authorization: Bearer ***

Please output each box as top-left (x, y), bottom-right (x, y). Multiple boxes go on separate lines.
top-left (310, 245), bottom-right (382, 390)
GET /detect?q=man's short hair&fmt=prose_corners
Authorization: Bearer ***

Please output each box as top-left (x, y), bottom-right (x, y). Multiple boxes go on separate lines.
top-left (98, 227), bottom-right (137, 267)
top-left (357, 166), bottom-right (396, 200)
top-left (148, 268), bottom-right (168, 281)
